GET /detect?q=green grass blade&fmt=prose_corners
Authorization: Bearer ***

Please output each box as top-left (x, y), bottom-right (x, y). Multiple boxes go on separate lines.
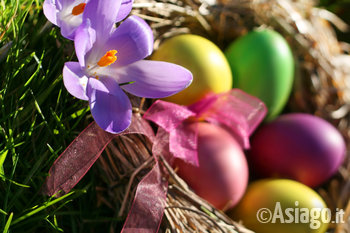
top-left (11, 190), bottom-right (85, 225)
top-left (0, 209), bottom-right (7, 216)
top-left (3, 212), bottom-right (13, 233)
top-left (0, 150), bottom-right (8, 179)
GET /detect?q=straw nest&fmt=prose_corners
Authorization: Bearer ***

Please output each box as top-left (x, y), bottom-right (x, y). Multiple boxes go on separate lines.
top-left (96, 129), bottom-right (253, 232)
top-left (96, 0), bottom-right (350, 232)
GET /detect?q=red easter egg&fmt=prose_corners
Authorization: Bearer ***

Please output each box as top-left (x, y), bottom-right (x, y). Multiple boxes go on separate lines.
top-left (173, 122), bottom-right (248, 210)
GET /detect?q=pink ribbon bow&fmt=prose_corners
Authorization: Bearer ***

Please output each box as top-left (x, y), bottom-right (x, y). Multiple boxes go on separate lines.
top-left (144, 89), bottom-right (267, 166)
top-left (43, 89), bottom-right (266, 233)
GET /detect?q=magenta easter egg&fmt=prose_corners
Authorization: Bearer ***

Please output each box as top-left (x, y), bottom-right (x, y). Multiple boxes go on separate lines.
top-left (249, 113), bottom-right (346, 187)
top-left (173, 122), bottom-right (249, 210)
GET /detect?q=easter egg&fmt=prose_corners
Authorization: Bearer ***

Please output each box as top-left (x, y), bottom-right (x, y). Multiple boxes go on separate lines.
top-left (173, 122), bottom-right (248, 210)
top-left (232, 179), bottom-right (329, 233)
top-left (249, 113), bottom-right (346, 187)
top-left (152, 34), bottom-right (232, 105)
top-left (225, 29), bottom-right (294, 120)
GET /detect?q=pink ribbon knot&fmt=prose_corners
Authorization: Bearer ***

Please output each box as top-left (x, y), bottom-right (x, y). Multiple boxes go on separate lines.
top-left (144, 89), bottom-right (267, 166)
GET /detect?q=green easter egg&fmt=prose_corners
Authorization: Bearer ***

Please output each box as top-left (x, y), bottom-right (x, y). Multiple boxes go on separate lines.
top-left (225, 29), bottom-right (294, 120)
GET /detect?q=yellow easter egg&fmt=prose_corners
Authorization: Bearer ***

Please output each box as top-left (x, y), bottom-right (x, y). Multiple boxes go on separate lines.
top-left (152, 34), bottom-right (232, 105)
top-left (231, 179), bottom-right (329, 233)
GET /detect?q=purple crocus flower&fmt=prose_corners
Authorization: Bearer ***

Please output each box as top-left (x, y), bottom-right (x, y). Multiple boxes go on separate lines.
top-left (43, 0), bottom-right (132, 39)
top-left (63, 0), bottom-right (193, 134)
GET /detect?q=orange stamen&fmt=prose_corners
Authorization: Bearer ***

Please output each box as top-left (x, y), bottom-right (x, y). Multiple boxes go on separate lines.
top-left (72, 3), bottom-right (86, 16)
top-left (97, 50), bottom-right (118, 67)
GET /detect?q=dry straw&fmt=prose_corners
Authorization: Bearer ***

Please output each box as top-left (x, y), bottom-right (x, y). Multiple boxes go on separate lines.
top-left (96, 0), bottom-right (350, 232)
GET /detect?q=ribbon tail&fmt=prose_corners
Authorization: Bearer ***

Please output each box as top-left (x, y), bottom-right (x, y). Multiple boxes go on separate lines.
top-left (43, 114), bottom-right (154, 197)
top-left (121, 162), bottom-right (168, 233)
top-left (42, 121), bottom-right (115, 197)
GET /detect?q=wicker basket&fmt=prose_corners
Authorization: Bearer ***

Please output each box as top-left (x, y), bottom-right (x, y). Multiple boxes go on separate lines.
top-left (95, 0), bottom-right (350, 232)
top-left (96, 129), bottom-right (253, 232)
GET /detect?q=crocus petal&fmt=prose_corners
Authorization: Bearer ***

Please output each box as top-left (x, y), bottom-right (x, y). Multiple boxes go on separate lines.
top-left (101, 15), bottom-right (153, 67)
top-left (63, 62), bottom-right (89, 100)
top-left (87, 77), bottom-right (132, 133)
top-left (74, 19), bottom-right (96, 68)
top-left (116, 0), bottom-right (133, 22)
top-left (116, 60), bottom-right (193, 98)
top-left (43, 0), bottom-right (58, 25)
top-left (83, 0), bottom-right (121, 41)
top-left (60, 20), bottom-right (82, 40)
top-left (55, 0), bottom-right (63, 10)
top-left (56, 0), bottom-right (88, 40)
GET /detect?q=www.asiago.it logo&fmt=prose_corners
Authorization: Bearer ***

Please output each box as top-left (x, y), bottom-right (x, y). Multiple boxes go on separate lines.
top-left (256, 201), bottom-right (345, 229)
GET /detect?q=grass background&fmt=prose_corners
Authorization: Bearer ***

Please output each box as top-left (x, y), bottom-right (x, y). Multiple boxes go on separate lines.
top-left (0, 0), bottom-right (349, 232)
top-left (0, 0), bottom-right (119, 232)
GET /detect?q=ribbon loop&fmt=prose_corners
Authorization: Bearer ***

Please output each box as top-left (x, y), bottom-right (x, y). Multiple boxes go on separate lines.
top-left (194, 89), bottom-right (267, 148)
